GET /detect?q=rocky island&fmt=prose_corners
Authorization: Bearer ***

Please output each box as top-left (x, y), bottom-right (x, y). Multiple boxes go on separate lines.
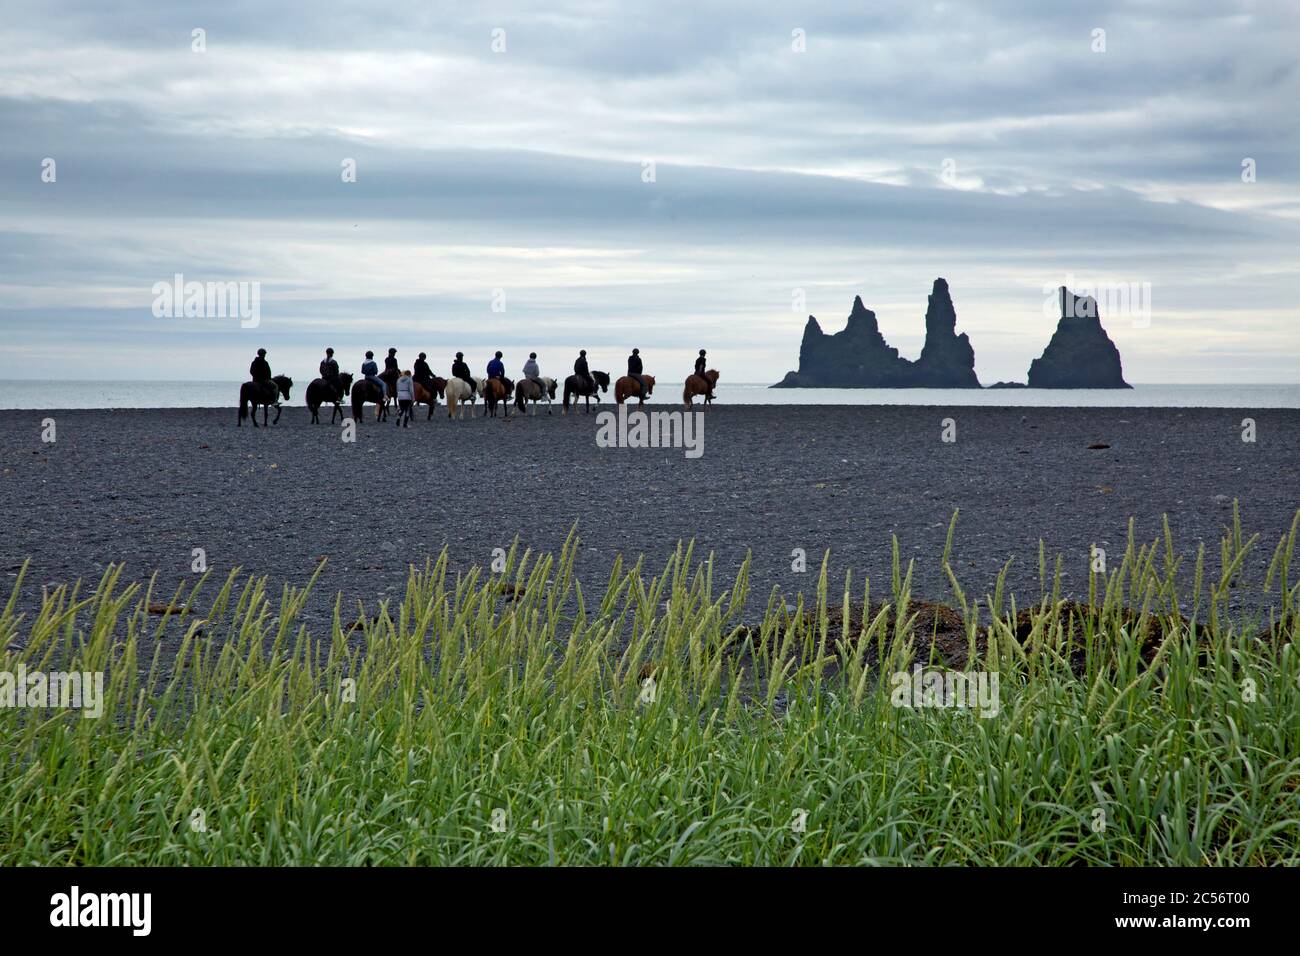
top-left (772, 278), bottom-right (980, 388)
top-left (1026, 288), bottom-right (1131, 388)
top-left (773, 281), bottom-right (1131, 389)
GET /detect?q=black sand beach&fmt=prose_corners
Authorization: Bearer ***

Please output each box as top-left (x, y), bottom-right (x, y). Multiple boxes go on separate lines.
top-left (2, 404), bottom-right (1297, 633)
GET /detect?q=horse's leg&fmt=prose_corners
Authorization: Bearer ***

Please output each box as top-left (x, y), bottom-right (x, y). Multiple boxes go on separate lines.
top-left (274, 404), bottom-right (282, 425)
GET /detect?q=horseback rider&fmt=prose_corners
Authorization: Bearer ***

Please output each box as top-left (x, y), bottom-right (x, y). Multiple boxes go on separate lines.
top-left (319, 348), bottom-right (341, 392)
top-left (451, 352), bottom-right (474, 393)
top-left (384, 347), bottom-right (399, 382)
top-left (487, 351), bottom-right (506, 385)
top-left (575, 349), bottom-right (595, 393)
top-left (522, 352), bottom-right (541, 387)
top-left (413, 352), bottom-right (434, 392)
top-left (249, 348), bottom-right (272, 386)
top-left (694, 348), bottom-right (714, 400)
top-left (361, 350), bottom-right (386, 398)
top-left (627, 347), bottom-right (648, 400)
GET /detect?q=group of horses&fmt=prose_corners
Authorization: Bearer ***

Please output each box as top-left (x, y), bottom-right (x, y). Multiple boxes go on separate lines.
top-left (238, 366), bottom-right (721, 426)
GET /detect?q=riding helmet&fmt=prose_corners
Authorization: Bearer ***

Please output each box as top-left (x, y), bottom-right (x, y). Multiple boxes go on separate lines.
top-left (495, 351), bottom-right (502, 358)
top-left (257, 348), bottom-right (267, 356)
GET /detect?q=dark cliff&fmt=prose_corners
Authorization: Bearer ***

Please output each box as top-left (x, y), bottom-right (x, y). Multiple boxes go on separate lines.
top-left (773, 279), bottom-right (980, 388)
top-left (1026, 288), bottom-right (1131, 388)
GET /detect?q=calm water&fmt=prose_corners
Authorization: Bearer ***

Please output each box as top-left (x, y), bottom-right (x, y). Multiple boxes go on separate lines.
top-left (1, 381), bottom-right (1298, 410)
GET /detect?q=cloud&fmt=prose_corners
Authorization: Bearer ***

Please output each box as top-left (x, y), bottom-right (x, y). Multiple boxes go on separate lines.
top-left (1, 0), bottom-right (1297, 383)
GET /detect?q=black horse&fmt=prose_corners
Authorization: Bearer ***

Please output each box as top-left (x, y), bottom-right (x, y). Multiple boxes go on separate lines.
top-left (350, 378), bottom-right (388, 424)
top-left (562, 370), bottom-right (610, 413)
top-left (306, 372), bottom-right (354, 424)
top-left (238, 375), bottom-right (293, 426)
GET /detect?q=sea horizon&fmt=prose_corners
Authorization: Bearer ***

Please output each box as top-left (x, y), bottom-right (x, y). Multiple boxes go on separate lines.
top-left (3, 379), bottom-right (1298, 410)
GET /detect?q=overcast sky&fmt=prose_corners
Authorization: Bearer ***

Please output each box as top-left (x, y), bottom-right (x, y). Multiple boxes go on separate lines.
top-left (2, 0), bottom-right (1297, 383)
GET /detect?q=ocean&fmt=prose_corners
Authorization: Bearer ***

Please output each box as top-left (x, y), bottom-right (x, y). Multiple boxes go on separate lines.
top-left (1, 381), bottom-right (1298, 410)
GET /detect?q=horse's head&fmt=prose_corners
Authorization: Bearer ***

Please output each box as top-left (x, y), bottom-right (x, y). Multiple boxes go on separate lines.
top-left (502, 377), bottom-right (515, 397)
top-left (274, 375), bottom-right (293, 399)
top-left (338, 372), bottom-right (354, 392)
top-left (642, 374), bottom-right (655, 395)
top-left (433, 376), bottom-right (447, 398)
top-left (546, 379), bottom-right (557, 399)
top-left (594, 370), bottom-right (610, 391)
top-left (707, 369), bottom-right (720, 385)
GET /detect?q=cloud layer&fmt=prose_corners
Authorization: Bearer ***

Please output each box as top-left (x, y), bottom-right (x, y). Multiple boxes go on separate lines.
top-left (2, 0), bottom-right (1298, 382)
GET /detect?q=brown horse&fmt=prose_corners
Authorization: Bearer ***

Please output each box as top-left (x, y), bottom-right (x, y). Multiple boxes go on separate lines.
top-left (684, 369), bottom-right (720, 407)
top-left (615, 374), bottom-right (656, 405)
top-left (350, 378), bottom-right (388, 424)
top-left (238, 375), bottom-right (293, 426)
top-left (483, 377), bottom-right (514, 417)
top-left (414, 377), bottom-right (446, 420)
top-left (306, 372), bottom-right (354, 424)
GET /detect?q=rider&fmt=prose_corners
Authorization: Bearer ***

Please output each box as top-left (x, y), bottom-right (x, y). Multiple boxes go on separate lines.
top-left (522, 352), bottom-right (541, 389)
top-left (486, 350), bottom-right (506, 386)
top-left (319, 348), bottom-right (340, 390)
top-left (361, 350), bottom-right (386, 398)
top-left (694, 348), bottom-right (714, 400)
top-left (413, 352), bottom-right (434, 392)
top-left (627, 347), bottom-right (647, 400)
top-left (249, 348), bottom-right (272, 385)
top-left (451, 352), bottom-right (474, 393)
top-left (384, 348), bottom-right (399, 386)
top-left (574, 349), bottom-right (595, 393)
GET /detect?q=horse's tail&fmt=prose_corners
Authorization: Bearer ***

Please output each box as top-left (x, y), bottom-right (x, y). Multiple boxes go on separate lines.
top-left (516, 389), bottom-right (526, 412)
top-left (563, 379), bottom-right (572, 411)
top-left (684, 382), bottom-right (692, 406)
top-left (351, 387), bottom-right (365, 423)
top-left (238, 384), bottom-right (249, 422)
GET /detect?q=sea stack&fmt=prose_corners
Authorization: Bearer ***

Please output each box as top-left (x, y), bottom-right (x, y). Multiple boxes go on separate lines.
top-left (1027, 288), bottom-right (1132, 388)
top-left (772, 278), bottom-right (980, 388)
top-left (913, 278), bottom-right (981, 387)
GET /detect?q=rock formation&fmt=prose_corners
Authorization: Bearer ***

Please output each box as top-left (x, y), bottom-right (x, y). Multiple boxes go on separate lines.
top-left (913, 278), bottom-right (980, 387)
top-left (1026, 288), bottom-right (1131, 388)
top-left (773, 278), bottom-right (981, 388)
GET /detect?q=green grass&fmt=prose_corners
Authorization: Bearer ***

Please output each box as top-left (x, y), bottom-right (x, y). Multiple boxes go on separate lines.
top-left (2, 508), bottom-right (1299, 865)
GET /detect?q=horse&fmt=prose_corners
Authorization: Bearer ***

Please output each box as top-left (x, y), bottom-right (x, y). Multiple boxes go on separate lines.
top-left (562, 370), bottom-right (610, 413)
top-left (684, 369), bottom-right (720, 407)
top-left (482, 377), bottom-right (514, 418)
top-left (615, 374), bottom-right (656, 405)
top-left (514, 376), bottom-right (557, 415)
top-left (444, 376), bottom-right (482, 419)
top-left (238, 375), bottom-right (293, 426)
top-left (305, 372), bottom-right (354, 424)
top-left (350, 378), bottom-right (388, 424)
top-left (414, 376), bottom-right (446, 420)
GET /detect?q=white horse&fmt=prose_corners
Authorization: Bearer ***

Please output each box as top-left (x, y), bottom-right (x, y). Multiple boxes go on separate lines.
top-left (514, 376), bottom-right (557, 415)
top-left (444, 376), bottom-right (482, 419)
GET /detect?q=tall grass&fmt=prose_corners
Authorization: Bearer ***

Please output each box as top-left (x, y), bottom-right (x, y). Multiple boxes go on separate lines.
top-left (2, 510), bottom-right (1299, 865)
